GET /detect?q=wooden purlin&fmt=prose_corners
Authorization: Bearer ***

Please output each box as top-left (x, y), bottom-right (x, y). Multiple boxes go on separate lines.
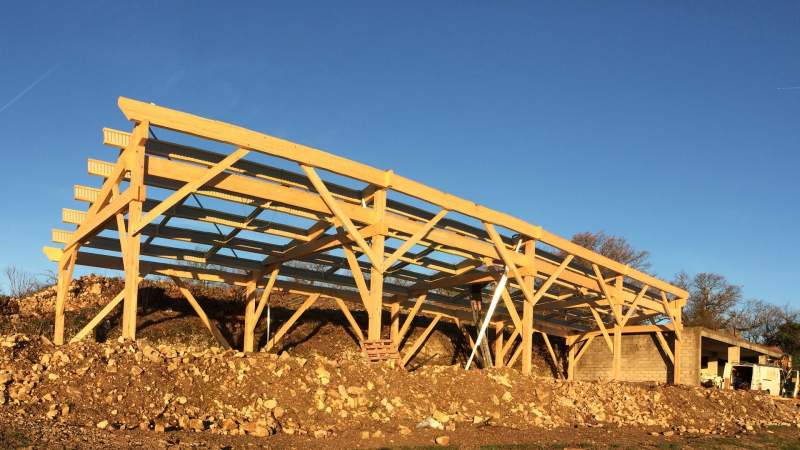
top-left (84, 154), bottom-right (674, 315)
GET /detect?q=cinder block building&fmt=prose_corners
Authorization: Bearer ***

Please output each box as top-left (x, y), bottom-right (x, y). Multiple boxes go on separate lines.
top-left (571, 326), bottom-right (784, 385)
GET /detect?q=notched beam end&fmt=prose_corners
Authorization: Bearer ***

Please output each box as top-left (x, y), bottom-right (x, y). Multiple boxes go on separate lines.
top-left (43, 246), bottom-right (63, 262)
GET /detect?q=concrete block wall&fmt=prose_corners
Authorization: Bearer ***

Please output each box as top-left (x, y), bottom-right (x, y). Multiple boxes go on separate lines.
top-left (575, 333), bottom-right (672, 383)
top-left (678, 327), bottom-right (701, 386)
top-left (574, 329), bottom-right (702, 385)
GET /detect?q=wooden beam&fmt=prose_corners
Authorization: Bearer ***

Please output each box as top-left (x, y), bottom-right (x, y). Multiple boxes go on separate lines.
top-left (253, 267), bottom-right (280, 327)
top-left (521, 239), bottom-right (535, 375)
top-left (132, 148), bottom-right (249, 235)
top-left (206, 206), bottom-right (264, 259)
top-left (494, 321), bottom-right (505, 368)
top-left (540, 331), bottom-right (562, 379)
top-left (367, 187), bottom-right (386, 340)
top-left (401, 314), bottom-right (441, 367)
top-left (500, 287), bottom-right (523, 332)
top-left (335, 298), bottom-right (364, 343)
top-left (111, 154), bottom-right (676, 305)
top-left (501, 328), bottom-right (521, 359)
top-left (654, 330), bottom-right (674, 364)
top-left (70, 290), bottom-right (126, 343)
top-left (118, 96), bottom-right (687, 299)
top-left (341, 243), bottom-right (370, 309)
top-left (589, 307), bottom-right (614, 352)
top-left (621, 284), bottom-right (649, 327)
top-left (172, 277), bottom-right (231, 349)
top-left (64, 187), bottom-right (134, 252)
top-left (243, 273), bottom-right (258, 352)
top-left (592, 264), bottom-right (622, 326)
top-left (265, 293), bottom-right (320, 351)
top-left (383, 209), bottom-right (447, 269)
top-left (398, 293), bottom-right (426, 345)
top-left (300, 164), bottom-right (380, 269)
top-left (530, 255), bottom-right (574, 306)
top-left (484, 223), bottom-right (535, 306)
top-left (390, 302), bottom-right (400, 345)
top-left (574, 335), bottom-right (595, 364)
top-left (122, 122), bottom-right (147, 340)
top-left (53, 248), bottom-right (77, 345)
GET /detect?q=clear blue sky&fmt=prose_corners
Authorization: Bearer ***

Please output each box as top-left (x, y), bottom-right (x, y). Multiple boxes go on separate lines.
top-left (0, 2), bottom-right (797, 305)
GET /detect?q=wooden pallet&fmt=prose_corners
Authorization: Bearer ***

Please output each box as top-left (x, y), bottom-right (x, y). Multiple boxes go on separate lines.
top-left (361, 339), bottom-right (400, 363)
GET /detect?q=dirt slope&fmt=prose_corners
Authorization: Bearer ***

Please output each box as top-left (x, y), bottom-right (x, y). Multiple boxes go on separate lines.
top-left (1, 276), bottom-right (799, 448)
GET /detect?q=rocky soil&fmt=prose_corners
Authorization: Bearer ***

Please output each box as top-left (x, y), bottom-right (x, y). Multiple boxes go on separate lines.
top-left (1, 276), bottom-right (799, 448)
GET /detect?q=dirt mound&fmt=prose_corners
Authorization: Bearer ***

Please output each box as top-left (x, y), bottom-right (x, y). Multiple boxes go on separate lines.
top-left (2, 276), bottom-right (800, 447)
top-left (1, 333), bottom-right (799, 444)
top-left (3, 276), bottom-right (560, 374)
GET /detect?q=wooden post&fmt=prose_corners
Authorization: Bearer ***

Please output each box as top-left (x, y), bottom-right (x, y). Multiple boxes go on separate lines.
top-left (521, 239), bottom-right (536, 375)
top-left (243, 272), bottom-right (259, 352)
top-left (121, 121), bottom-right (147, 340)
top-left (494, 321), bottom-right (505, 368)
top-left (390, 302), bottom-right (400, 345)
top-left (672, 301), bottom-right (683, 384)
top-left (567, 340), bottom-right (576, 380)
top-left (368, 188), bottom-right (386, 340)
top-left (53, 249), bottom-right (77, 345)
top-left (673, 332), bottom-right (682, 384)
top-left (612, 323), bottom-right (622, 380)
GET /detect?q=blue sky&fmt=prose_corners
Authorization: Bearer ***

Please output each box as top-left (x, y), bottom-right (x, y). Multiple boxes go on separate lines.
top-left (0, 1), bottom-right (797, 304)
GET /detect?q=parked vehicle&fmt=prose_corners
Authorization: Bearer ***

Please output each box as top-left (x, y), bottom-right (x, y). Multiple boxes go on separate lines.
top-left (722, 362), bottom-right (782, 396)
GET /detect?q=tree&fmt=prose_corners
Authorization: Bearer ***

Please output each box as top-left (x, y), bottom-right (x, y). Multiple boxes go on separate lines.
top-left (675, 271), bottom-right (742, 329)
top-left (571, 231), bottom-right (651, 271)
top-left (3, 266), bottom-right (44, 298)
top-left (764, 320), bottom-right (800, 368)
top-left (728, 299), bottom-right (796, 343)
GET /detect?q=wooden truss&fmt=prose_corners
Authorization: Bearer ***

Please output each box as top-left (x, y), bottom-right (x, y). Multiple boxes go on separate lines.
top-left (44, 97), bottom-right (688, 377)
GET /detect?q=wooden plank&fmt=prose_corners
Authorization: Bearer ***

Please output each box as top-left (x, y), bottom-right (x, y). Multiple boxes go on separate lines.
top-left (265, 293), bottom-right (320, 351)
top-left (401, 314), bottom-right (441, 366)
top-left (172, 277), bottom-right (232, 349)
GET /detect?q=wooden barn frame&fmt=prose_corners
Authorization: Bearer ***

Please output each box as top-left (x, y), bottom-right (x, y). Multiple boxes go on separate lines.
top-left (44, 97), bottom-right (689, 380)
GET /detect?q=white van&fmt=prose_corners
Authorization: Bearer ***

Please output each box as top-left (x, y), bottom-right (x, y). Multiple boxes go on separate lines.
top-left (722, 362), bottom-right (782, 396)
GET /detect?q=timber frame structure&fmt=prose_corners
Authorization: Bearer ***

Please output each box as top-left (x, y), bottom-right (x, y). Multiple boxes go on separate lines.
top-left (44, 97), bottom-right (689, 380)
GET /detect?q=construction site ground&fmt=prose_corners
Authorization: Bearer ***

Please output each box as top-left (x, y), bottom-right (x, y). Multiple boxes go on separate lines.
top-left (1, 276), bottom-right (799, 449)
